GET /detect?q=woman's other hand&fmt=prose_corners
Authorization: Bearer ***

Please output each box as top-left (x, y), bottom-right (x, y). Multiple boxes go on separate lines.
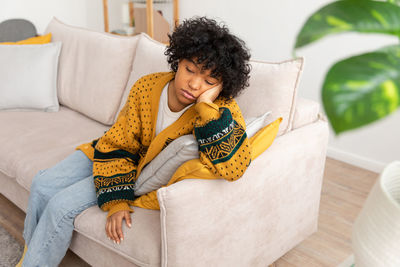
top-left (196, 83), bottom-right (222, 104)
top-left (106, 210), bottom-right (132, 244)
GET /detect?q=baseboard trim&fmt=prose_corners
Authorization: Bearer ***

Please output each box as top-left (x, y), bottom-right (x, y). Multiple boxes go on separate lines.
top-left (327, 147), bottom-right (385, 174)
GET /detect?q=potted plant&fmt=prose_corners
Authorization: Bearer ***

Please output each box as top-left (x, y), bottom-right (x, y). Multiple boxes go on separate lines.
top-left (294, 0), bottom-right (400, 266)
top-left (130, 17), bottom-right (136, 35)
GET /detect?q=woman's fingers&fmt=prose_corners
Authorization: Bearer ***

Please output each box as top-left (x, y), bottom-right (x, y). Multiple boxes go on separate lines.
top-left (105, 211), bottom-right (132, 244)
top-left (197, 83), bottom-right (223, 103)
top-left (116, 216), bottom-right (124, 241)
top-left (124, 211), bottom-right (132, 228)
top-left (106, 219), bottom-right (109, 238)
top-left (106, 219), bottom-right (112, 240)
top-left (111, 219), bottom-right (119, 243)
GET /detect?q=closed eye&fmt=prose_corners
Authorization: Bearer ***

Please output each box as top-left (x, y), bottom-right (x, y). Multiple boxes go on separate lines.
top-left (205, 80), bottom-right (215, 86)
top-left (186, 66), bottom-right (194, 73)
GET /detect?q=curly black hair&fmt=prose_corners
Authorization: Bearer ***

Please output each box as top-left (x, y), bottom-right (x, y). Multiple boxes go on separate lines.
top-left (165, 17), bottom-right (251, 99)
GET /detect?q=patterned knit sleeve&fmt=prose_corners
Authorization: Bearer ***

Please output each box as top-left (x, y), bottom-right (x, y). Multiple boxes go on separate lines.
top-left (93, 83), bottom-right (142, 216)
top-left (193, 99), bottom-right (252, 181)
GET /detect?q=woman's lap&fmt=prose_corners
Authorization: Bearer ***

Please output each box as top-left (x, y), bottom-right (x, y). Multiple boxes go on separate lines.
top-left (31, 150), bottom-right (93, 198)
top-left (46, 175), bottom-right (97, 217)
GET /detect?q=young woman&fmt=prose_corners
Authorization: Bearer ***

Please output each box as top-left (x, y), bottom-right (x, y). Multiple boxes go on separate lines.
top-left (18, 16), bottom-right (252, 266)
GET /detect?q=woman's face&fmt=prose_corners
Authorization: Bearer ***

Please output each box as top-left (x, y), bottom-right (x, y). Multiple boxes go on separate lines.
top-left (168, 58), bottom-right (221, 112)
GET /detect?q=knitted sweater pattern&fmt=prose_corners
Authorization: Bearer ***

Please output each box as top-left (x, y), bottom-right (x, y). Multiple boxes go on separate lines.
top-left (76, 72), bottom-right (251, 215)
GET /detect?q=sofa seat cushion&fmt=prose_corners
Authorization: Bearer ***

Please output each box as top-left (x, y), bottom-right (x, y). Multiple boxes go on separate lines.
top-left (0, 105), bottom-right (107, 191)
top-left (74, 205), bottom-right (161, 266)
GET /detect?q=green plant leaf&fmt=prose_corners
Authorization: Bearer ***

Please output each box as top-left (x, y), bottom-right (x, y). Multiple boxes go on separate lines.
top-left (295, 0), bottom-right (400, 49)
top-left (322, 45), bottom-right (400, 134)
top-left (387, 0), bottom-right (400, 6)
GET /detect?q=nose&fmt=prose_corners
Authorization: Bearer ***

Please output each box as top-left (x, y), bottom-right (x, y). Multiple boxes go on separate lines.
top-left (188, 76), bottom-right (201, 91)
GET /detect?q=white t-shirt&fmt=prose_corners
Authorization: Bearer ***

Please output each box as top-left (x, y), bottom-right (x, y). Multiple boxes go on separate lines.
top-left (155, 83), bottom-right (193, 136)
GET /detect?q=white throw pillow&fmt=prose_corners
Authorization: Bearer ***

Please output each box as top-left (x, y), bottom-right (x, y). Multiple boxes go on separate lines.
top-left (245, 110), bottom-right (272, 137)
top-left (0, 42), bottom-right (62, 111)
top-left (134, 110), bottom-right (271, 196)
top-left (45, 17), bottom-right (140, 125)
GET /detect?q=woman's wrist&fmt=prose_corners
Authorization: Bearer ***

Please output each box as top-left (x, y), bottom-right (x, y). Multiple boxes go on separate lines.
top-left (195, 102), bottom-right (220, 125)
top-left (107, 202), bottom-right (134, 218)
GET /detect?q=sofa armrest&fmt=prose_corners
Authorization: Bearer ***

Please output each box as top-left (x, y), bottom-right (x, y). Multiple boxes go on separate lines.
top-left (157, 118), bottom-right (329, 267)
top-left (292, 97), bottom-right (321, 130)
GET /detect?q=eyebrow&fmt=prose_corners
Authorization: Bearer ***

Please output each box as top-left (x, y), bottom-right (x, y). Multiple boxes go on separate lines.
top-left (187, 58), bottom-right (219, 80)
top-left (188, 58), bottom-right (200, 68)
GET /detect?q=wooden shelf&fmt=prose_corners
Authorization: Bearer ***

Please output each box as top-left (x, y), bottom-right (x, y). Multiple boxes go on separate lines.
top-left (102, 0), bottom-right (179, 41)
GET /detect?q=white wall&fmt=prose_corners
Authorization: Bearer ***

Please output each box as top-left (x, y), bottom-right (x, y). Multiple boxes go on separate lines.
top-left (0, 0), bottom-right (171, 36)
top-left (2, 0), bottom-right (399, 172)
top-left (0, 0), bottom-right (90, 33)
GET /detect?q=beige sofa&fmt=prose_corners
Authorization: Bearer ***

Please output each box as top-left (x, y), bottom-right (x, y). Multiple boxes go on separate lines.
top-left (0, 18), bottom-right (329, 266)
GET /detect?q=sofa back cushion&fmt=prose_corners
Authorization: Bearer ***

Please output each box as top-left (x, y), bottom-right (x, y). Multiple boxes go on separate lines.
top-left (45, 17), bottom-right (140, 125)
top-left (116, 34), bottom-right (303, 136)
top-left (114, 33), bottom-right (170, 121)
top-left (235, 58), bottom-right (304, 136)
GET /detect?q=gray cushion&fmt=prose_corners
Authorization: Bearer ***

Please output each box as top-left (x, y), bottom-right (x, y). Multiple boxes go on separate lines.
top-left (134, 110), bottom-right (272, 196)
top-left (0, 19), bottom-right (37, 42)
top-left (134, 135), bottom-right (198, 196)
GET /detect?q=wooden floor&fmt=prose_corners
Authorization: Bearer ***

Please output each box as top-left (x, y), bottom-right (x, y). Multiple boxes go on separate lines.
top-left (0, 157), bottom-right (378, 266)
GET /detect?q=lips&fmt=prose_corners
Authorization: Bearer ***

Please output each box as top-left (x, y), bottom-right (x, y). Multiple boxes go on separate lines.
top-left (181, 89), bottom-right (196, 100)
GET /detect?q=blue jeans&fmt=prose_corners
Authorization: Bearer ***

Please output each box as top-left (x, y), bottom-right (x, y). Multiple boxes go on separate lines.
top-left (22, 150), bottom-right (97, 267)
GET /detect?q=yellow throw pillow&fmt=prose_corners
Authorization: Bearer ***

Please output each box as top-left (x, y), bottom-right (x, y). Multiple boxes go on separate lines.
top-left (0, 33), bottom-right (52, 45)
top-left (249, 117), bottom-right (282, 160)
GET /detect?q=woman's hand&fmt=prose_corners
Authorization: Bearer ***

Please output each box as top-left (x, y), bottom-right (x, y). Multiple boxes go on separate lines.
top-left (106, 210), bottom-right (132, 244)
top-left (196, 83), bottom-right (223, 104)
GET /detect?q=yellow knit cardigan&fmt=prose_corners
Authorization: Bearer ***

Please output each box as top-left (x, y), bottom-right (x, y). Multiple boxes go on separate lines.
top-left (76, 72), bottom-right (281, 217)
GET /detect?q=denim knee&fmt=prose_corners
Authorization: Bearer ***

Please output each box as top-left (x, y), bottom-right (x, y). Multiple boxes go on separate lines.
top-left (45, 193), bottom-right (91, 224)
top-left (45, 196), bottom-right (71, 223)
top-left (29, 169), bottom-right (51, 199)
